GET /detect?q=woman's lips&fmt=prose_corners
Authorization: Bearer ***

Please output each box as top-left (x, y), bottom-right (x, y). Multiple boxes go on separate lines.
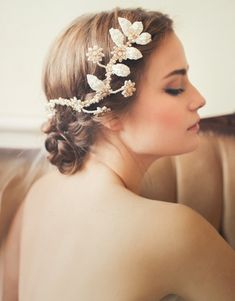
top-left (187, 122), bottom-right (200, 131)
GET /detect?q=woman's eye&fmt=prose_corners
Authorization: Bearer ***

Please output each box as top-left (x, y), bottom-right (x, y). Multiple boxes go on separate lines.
top-left (165, 88), bottom-right (185, 96)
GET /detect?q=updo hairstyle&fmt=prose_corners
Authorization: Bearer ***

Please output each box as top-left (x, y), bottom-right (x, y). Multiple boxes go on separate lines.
top-left (42, 7), bottom-right (173, 174)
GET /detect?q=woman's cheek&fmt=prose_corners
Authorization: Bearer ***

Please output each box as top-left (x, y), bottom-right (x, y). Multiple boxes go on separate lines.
top-left (153, 109), bottom-right (182, 130)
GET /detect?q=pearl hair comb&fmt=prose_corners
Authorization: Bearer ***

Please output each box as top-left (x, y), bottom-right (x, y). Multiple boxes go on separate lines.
top-left (46, 17), bottom-right (152, 117)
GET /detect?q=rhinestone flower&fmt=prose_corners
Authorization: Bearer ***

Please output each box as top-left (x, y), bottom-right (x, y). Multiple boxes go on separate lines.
top-left (121, 80), bottom-right (136, 97)
top-left (111, 46), bottom-right (127, 62)
top-left (118, 17), bottom-right (152, 45)
top-left (86, 46), bottom-right (105, 64)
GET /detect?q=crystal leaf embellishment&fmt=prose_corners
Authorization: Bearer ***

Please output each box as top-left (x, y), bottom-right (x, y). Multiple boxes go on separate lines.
top-left (87, 74), bottom-right (106, 91)
top-left (112, 64), bottom-right (130, 77)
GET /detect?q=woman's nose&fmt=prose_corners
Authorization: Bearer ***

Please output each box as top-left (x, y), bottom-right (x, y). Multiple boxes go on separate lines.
top-left (188, 85), bottom-right (206, 111)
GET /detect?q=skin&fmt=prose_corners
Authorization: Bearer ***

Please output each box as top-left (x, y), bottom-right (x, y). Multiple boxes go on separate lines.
top-left (4, 32), bottom-right (208, 300)
top-left (87, 31), bottom-right (206, 194)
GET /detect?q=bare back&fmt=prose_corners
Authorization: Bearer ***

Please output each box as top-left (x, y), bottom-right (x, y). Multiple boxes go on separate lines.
top-left (4, 165), bottom-right (235, 301)
top-left (5, 167), bottom-right (183, 301)
top-left (21, 169), bottom-right (181, 300)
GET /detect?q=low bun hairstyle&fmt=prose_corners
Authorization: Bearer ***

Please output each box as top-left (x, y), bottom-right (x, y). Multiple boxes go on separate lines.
top-left (42, 112), bottom-right (99, 174)
top-left (42, 7), bottom-right (174, 175)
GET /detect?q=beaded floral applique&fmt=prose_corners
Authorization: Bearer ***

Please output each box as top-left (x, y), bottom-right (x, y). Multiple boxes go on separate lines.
top-left (46, 17), bottom-right (152, 117)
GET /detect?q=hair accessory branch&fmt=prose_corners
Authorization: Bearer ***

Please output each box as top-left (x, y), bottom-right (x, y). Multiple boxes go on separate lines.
top-left (46, 17), bottom-right (152, 117)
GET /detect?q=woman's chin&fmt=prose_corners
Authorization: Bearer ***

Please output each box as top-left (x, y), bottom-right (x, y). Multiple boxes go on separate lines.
top-left (173, 137), bottom-right (200, 156)
top-left (183, 138), bottom-right (200, 154)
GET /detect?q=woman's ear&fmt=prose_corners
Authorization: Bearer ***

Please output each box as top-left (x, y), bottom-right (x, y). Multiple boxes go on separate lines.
top-left (100, 115), bottom-right (123, 132)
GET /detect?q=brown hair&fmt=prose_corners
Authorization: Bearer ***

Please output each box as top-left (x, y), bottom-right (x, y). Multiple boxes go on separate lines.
top-left (42, 7), bottom-right (174, 174)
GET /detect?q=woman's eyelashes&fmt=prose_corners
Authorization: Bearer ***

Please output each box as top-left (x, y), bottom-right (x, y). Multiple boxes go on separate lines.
top-left (165, 88), bottom-right (185, 96)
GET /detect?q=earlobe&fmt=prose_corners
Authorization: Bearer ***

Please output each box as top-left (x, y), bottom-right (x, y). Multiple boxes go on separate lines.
top-left (101, 116), bottom-right (123, 132)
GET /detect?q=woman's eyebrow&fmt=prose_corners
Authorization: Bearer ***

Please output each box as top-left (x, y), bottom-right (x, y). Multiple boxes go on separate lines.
top-left (163, 65), bottom-right (189, 79)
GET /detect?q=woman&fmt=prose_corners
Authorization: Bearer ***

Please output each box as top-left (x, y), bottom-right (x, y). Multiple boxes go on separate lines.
top-left (3, 7), bottom-right (235, 301)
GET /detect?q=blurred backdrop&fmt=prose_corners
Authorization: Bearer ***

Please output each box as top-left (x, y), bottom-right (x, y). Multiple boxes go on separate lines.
top-left (0, 0), bottom-right (234, 148)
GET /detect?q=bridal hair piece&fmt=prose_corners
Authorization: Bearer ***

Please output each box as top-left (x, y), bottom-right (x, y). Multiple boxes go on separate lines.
top-left (46, 17), bottom-right (152, 117)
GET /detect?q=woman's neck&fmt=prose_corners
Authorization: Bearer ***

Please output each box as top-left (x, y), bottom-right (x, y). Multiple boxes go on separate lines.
top-left (84, 133), bottom-right (158, 195)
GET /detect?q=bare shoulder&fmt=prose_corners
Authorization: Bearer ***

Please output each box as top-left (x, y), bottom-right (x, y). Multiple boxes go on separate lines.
top-left (115, 194), bottom-right (187, 297)
top-left (25, 170), bottom-right (57, 193)
top-left (141, 200), bottom-right (235, 300)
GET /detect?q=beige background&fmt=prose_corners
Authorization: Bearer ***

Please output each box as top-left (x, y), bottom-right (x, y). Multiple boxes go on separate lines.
top-left (0, 0), bottom-right (234, 147)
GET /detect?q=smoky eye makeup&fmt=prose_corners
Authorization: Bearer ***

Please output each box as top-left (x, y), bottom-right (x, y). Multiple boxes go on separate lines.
top-left (164, 87), bottom-right (185, 96)
top-left (164, 78), bottom-right (186, 96)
